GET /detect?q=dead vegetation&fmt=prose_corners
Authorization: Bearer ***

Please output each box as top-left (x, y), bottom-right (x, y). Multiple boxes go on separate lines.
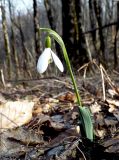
top-left (0, 67), bottom-right (119, 160)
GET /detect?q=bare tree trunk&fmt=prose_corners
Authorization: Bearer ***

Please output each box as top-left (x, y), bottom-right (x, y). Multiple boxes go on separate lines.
top-left (1, 5), bottom-right (12, 79)
top-left (61, 0), bottom-right (75, 62)
top-left (14, 14), bottom-right (32, 78)
top-left (8, 0), bottom-right (20, 79)
top-left (93, 0), bottom-right (106, 66)
top-left (74, 0), bottom-right (89, 66)
top-left (111, 1), bottom-right (116, 45)
top-left (89, 0), bottom-right (97, 53)
top-left (18, 17), bottom-right (28, 78)
top-left (33, 0), bottom-right (41, 62)
top-left (44, 0), bottom-right (63, 63)
top-left (114, 1), bottom-right (119, 68)
top-left (44, 0), bottom-right (57, 31)
top-left (61, 0), bottom-right (89, 68)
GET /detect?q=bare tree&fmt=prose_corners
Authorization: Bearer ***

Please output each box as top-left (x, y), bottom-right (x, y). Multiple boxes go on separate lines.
top-left (44, 0), bottom-right (63, 63)
top-left (74, 0), bottom-right (89, 66)
top-left (1, 4), bottom-right (12, 78)
top-left (93, 0), bottom-right (106, 66)
top-left (61, 0), bottom-right (75, 53)
top-left (33, 0), bottom-right (41, 62)
top-left (114, 1), bottom-right (119, 68)
top-left (89, 0), bottom-right (97, 53)
top-left (8, 0), bottom-right (20, 79)
top-left (13, 13), bottom-right (32, 78)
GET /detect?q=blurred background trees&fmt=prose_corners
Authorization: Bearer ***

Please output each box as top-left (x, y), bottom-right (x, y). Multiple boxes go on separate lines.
top-left (0, 0), bottom-right (119, 80)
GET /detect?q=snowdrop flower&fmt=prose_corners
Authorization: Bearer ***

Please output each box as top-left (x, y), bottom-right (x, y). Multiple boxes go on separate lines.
top-left (37, 36), bottom-right (64, 73)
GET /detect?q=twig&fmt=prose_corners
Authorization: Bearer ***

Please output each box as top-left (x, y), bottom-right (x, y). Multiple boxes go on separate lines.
top-left (100, 64), bottom-right (106, 101)
top-left (83, 21), bottom-right (117, 35)
top-left (75, 142), bottom-right (87, 160)
top-left (0, 112), bottom-right (18, 132)
top-left (0, 69), bottom-right (6, 88)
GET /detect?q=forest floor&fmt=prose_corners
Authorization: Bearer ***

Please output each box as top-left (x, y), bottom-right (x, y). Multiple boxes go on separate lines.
top-left (0, 70), bottom-right (119, 160)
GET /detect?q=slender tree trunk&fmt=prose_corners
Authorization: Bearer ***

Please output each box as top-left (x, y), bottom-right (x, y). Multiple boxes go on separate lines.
top-left (44, 0), bottom-right (63, 63)
top-left (8, 0), bottom-right (20, 79)
top-left (61, 0), bottom-right (79, 68)
top-left (14, 15), bottom-right (32, 78)
top-left (93, 0), bottom-right (106, 66)
top-left (44, 0), bottom-right (57, 31)
top-left (61, 0), bottom-right (89, 68)
top-left (74, 0), bottom-right (89, 66)
top-left (89, 0), bottom-right (97, 52)
top-left (33, 0), bottom-right (41, 62)
top-left (1, 5), bottom-right (12, 79)
top-left (18, 17), bottom-right (28, 78)
top-left (114, 1), bottom-right (119, 68)
top-left (61, 0), bottom-right (75, 59)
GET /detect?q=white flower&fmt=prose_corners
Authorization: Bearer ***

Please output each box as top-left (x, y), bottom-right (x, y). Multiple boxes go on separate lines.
top-left (37, 48), bottom-right (64, 73)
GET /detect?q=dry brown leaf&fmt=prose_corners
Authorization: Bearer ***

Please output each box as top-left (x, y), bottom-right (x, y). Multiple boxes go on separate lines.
top-left (58, 92), bottom-right (77, 102)
top-left (108, 104), bottom-right (116, 112)
top-left (83, 82), bottom-right (101, 96)
top-left (95, 129), bottom-right (106, 138)
top-left (90, 102), bottom-right (101, 114)
top-left (108, 89), bottom-right (119, 97)
top-left (106, 99), bottom-right (119, 120)
top-left (104, 117), bottom-right (118, 126)
top-left (47, 128), bottom-right (79, 148)
top-left (42, 104), bottom-right (51, 113)
top-left (106, 98), bottom-right (119, 107)
top-left (103, 134), bottom-right (119, 153)
top-left (0, 101), bottom-right (34, 131)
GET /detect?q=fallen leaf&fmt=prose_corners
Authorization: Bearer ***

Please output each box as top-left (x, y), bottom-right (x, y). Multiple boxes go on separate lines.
top-left (104, 117), bottom-right (118, 126)
top-left (83, 82), bottom-right (101, 96)
top-left (90, 102), bottom-right (101, 114)
top-left (108, 104), bottom-right (116, 113)
top-left (103, 135), bottom-right (119, 153)
top-left (108, 89), bottom-right (118, 98)
top-left (0, 101), bottom-right (34, 131)
top-left (47, 128), bottom-right (79, 148)
top-left (42, 104), bottom-right (51, 113)
top-left (57, 92), bottom-right (77, 102)
top-left (51, 115), bottom-right (64, 123)
top-left (45, 98), bottom-right (59, 103)
top-left (95, 129), bottom-right (106, 138)
top-left (106, 98), bottom-right (119, 107)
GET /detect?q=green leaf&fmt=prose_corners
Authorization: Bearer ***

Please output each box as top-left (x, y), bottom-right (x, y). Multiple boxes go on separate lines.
top-left (79, 106), bottom-right (93, 141)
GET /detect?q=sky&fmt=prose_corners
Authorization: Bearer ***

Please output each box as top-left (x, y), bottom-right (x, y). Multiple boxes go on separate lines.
top-left (11, 0), bottom-right (43, 13)
top-left (0, 0), bottom-right (44, 21)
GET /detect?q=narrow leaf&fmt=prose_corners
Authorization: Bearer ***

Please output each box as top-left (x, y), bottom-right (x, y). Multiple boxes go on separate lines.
top-left (79, 106), bottom-right (93, 141)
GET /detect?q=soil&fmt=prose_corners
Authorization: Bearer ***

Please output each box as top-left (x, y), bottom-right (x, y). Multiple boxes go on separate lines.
top-left (0, 72), bottom-right (119, 160)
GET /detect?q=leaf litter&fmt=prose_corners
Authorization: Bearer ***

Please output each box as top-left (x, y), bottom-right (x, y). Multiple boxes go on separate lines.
top-left (0, 73), bottom-right (119, 159)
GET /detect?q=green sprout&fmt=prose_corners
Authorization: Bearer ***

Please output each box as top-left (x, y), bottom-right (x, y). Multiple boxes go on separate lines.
top-left (37, 28), bottom-right (93, 141)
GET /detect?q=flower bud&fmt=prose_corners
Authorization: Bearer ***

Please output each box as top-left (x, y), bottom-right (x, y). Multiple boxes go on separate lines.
top-left (45, 36), bottom-right (51, 48)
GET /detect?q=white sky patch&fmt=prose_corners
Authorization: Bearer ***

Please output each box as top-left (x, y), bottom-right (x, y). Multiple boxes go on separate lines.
top-left (13, 0), bottom-right (33, 13)
top-left (0, 0), bottom-right (44, 21)
top-left (11, 0), bottom-right (43, 14)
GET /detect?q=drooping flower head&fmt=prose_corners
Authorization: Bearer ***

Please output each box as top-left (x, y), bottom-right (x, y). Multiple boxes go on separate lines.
top-left (37, 36), bottom-right (64, 74)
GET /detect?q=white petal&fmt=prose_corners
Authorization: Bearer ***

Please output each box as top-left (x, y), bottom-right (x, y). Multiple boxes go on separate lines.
top-left (37, 48), bottom-right (51, 73)
top-left (51, 51), bottom-right (64, 72)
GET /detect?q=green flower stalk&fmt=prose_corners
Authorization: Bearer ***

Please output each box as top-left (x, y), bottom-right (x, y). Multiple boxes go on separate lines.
top-left (37, 28), bottom-right (93, 141)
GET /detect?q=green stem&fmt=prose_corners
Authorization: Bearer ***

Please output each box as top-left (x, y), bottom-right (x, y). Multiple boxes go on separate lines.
top-left (40, 28), bottom-right (82, 107)
top-left (39, 28), bottom-right (93, 141)
top-left (62, 46), bottom-right (82, 106)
